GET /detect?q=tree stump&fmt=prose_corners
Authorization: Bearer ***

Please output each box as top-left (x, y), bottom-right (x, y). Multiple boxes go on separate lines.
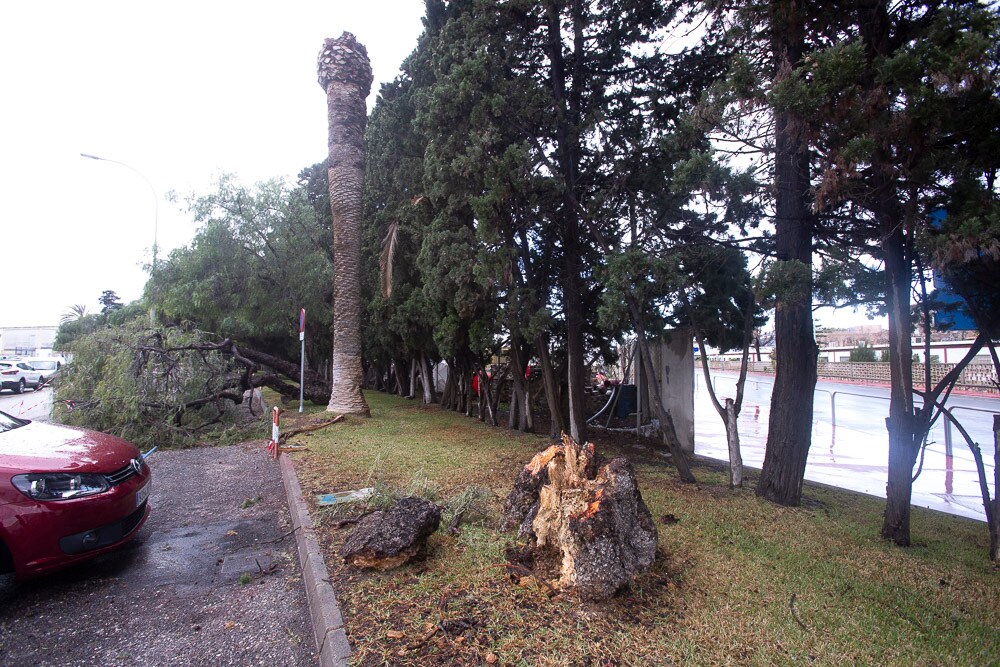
top-left (340, 496), bottom-right (441, 570)
top-left (502, 434), bottom-right (657, 600)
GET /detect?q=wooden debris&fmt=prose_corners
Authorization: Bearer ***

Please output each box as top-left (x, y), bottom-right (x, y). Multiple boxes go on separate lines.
top-left (279, 414), bottom-right (344, 444)
top-left (340, 497), bottom-right (441, 570)
top-left (502, 433), bottom-right (658, 600)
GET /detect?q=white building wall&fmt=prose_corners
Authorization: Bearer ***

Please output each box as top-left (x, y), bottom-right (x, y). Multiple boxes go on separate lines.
top-left (0, 327), bottom-right (58, 356)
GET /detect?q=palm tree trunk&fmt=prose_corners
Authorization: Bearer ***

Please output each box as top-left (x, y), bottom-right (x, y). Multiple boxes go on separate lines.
top-left (318, 33), bottom-right (372, 416)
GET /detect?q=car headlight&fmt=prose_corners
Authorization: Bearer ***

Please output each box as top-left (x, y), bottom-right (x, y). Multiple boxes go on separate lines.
top-left (11, 473), bottom-right (110, 501)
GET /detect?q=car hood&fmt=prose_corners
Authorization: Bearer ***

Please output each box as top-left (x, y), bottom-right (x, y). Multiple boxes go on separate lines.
top-left (0, 421), bottom-right (140, 473)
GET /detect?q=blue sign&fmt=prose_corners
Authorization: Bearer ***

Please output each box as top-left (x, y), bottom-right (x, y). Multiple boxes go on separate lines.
top-left (928, 209), bottom-right (977, 331)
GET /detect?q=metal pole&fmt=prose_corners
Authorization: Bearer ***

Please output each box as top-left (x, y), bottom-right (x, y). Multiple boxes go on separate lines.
top-left (943, 415), bottom-right (953, 457)
top-left (831, 392), bottom-right (837, 428)
top-left (299, 309), bottom-right (306, 413)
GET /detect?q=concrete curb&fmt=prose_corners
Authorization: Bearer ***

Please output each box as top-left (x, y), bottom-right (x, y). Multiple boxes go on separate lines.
top-left (279, 454), bottom-right (352, 667)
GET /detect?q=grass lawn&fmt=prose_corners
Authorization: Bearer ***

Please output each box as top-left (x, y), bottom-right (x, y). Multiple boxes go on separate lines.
top-left (283, 391), bottom-right (999, 667)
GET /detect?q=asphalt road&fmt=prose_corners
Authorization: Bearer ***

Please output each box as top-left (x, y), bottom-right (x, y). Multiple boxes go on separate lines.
top-left (0, 385), bottom-right (54, 422)
top-left (0, 442), bottom-right (316, 666)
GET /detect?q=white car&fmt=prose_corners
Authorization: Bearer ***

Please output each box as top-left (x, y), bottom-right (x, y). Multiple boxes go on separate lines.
top-left (24, 358), bottom-right (63, 385)
top-left (0, 361), bottom-right (43, 394)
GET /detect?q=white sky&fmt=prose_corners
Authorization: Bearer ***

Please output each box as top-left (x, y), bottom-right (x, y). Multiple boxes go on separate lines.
top-left (0, 1), bottom-right (881, 331)
top-left (1, 0), bottom-right (425, 327)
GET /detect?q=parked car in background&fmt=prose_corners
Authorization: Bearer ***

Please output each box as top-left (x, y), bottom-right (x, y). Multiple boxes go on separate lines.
top-left (0, 410), bottom-right (151, 579)
top-left (0, 360), bottom-right (42, 394)
top-left (24, 357), bottom-right (63, 386)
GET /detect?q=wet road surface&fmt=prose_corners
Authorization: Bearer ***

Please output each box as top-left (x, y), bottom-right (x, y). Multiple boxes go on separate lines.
top-left (0, 385), bottom-right (54, 422)
top-left (0, 442), bottom-right (315, 666)
top-left (695, 372), bottom-right (998, 521)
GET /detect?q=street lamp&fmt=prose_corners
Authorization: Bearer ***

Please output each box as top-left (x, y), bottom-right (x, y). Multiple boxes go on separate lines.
top-left (80, 153), bottom-right (159, 326)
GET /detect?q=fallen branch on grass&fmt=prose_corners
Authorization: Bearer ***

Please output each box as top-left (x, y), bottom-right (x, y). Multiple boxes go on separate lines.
top-left (789, 593), bottom-right (808, 631)
top-left (280, 414), bottom-right (344, 444)
top-left (330, 510), bottom-right (376, 530)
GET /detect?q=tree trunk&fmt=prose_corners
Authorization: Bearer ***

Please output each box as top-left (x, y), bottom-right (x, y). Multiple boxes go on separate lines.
top-left (756, 0), bottom-right (816, 505)
top-left (692, 287), bottom-right (753, 489)
top-left (882, 413), bottom-right (920, 545)
top-left (393, 359), bottom-right (408, 397)
top-left (725, 399), bottom-right (744, 489)
top-left (563, 253), bottom-right (587, 443)
top-left (419, 354), bottom-right (434, 405)
top-left (879, 201), bottom-right (918, 545)
top-left (544, 0), bottom-right (587, 444)
top-left (991, 415), bottom-right (999, 562)
top-left (510, 338), bottom-right (532, 432)
top-left (319, 33), bottom-right (372, 417)
top-left (455, 360), bottom-right (467, 413)
top-left (465, 365), bottom-right (475, 418)
top-left (536, 334), bottom-right (565, 438)
top-left (509, 381), bottom-right (522, 429)
top-left (477, 370), bottom-right (487, 422)
top-left (408, 358), bottom-right (418, 400)
top-left (523, 376), bottom-right (535, 433)
top-left (441, 360), bottom-right (455, 409)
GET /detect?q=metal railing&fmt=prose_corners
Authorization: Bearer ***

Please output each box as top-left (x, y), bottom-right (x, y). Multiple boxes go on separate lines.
top-left (943, 406), bottom-right (998, 457)
top-left (700, 373), bottom-right (997, 438)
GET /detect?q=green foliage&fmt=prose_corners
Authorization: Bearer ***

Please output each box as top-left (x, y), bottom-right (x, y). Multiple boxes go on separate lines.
top-left (60, 304), bottom-right (90, 324)
top-left (758, 260), bottom-right (812, 309)
top-left (441, 485), bottom-right (493, 529)
top-left (155, 175), bottom-right (333, 367)
top-left (928, 210), bottom-right (1000, 336)
top-left (54, 318), bottom-right (260, 449)
top-left (54, 313), bottom-right (104, 351)
top-left (849, 342), bottom-right (877, 363)
top-left (98, 290), bottom-right (123, 314)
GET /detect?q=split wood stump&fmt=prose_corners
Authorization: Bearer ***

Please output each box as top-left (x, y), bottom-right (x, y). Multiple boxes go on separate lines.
top-left (501, 434), bottom-right (658, 600)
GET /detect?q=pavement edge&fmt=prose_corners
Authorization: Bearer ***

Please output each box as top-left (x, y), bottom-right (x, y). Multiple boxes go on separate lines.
top-left (279, 454), bottom-right (352, 667)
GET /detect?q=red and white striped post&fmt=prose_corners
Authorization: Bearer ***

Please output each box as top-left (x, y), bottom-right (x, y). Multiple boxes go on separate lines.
top-left (267, 406), bottom-right (281, 460)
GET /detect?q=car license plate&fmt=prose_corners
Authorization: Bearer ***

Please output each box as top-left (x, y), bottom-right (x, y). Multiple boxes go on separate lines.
top-left (135, 481), bottom-right (150, 507)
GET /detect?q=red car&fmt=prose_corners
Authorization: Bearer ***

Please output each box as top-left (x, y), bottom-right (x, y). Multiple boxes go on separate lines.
top-left (0, 410), bottom-right (151, 579)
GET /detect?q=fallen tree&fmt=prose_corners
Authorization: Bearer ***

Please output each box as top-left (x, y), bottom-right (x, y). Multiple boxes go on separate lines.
top-left (55, 321), bottom-right (332, 447)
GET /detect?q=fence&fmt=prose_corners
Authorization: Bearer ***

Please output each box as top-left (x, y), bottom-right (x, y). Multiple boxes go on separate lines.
top-left (708, 359), bottom-right (998, 393)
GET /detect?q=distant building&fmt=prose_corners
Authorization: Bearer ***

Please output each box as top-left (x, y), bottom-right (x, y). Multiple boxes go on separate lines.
top-left (820, 324), bottom-right (888, 348)
top-left (0, 326), bottom-right (58, 357)
top-left (707, 324), bottom-right (986, 365)
top-left (819, 340), bottom-right (990, 364)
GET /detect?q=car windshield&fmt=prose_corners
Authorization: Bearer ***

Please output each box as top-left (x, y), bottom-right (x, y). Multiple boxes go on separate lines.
top-left (29, 361), bottom-right (57, 370)
top-left (0, 411), bottom-right (28, 432)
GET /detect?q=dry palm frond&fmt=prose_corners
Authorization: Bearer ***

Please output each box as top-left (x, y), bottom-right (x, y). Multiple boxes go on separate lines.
top-left (380, 220), bottom-right (400, 298)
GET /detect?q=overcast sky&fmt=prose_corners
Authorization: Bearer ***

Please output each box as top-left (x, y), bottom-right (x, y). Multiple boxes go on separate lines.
top-left (0, 1), bottom-right (881, 331)
top-left (1, 0), bottom-right (425, 327)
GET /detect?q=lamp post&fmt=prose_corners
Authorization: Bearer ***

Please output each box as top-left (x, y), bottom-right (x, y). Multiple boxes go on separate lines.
top-left (80, 153), bottom-right (159, 327)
